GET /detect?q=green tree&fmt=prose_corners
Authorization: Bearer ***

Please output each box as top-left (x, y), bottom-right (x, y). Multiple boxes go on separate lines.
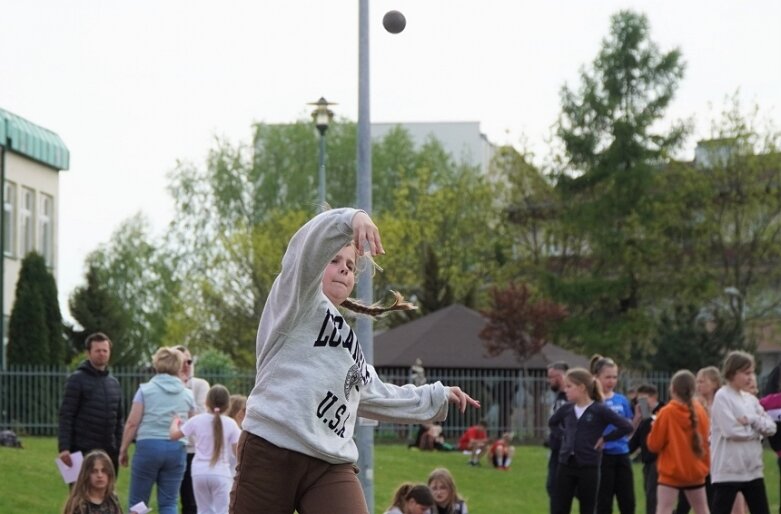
top-left (75, 214), bottom-right (176, 366)
top-left (67, 263), bottom-right (131, 362)
top-left (694, 97), bottom-right (781, 320)
top-left (7, 252), bottom-right (64, 365)
top-left (163, 123), bottom-right (502, 355)
top-left (652, 301), bottom-right (748, 373)
top-left (550, 10), bottom-right (689, 364)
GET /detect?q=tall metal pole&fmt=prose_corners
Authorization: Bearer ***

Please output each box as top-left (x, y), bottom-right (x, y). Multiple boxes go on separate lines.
top-left (317, 131), bottom-right (326, 205)
top-left (355, 0), bottom-right (374, 511)
top-left (0, 145), bottom-right (5, 370)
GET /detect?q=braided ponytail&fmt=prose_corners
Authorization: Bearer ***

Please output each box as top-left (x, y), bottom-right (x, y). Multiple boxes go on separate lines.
top-left (671, 370), bottom-right (704, 458)
top-left (341, 290), bottom-right (417, 318)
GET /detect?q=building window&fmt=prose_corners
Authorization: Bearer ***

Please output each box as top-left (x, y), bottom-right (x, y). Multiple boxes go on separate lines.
top-left (39, 193), bottom-right (54, 266)
top-left (3, 182), bottom-right (16, 258)
top-left (20, 187), bottom-right (35, 257)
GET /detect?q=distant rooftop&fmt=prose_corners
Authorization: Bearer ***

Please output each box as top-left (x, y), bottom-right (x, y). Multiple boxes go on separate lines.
top-left (0, 108), bottom-right (70, 170)
top-left (372, 121), bottom-right (496, 173)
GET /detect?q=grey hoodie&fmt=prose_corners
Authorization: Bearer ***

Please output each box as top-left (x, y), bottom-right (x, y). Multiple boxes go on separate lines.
top-left (244, 208), bottom-right (450, 464)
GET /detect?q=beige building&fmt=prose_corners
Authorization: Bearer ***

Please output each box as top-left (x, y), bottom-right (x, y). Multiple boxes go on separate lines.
top-left (0, 108), bottom-right (69, 367)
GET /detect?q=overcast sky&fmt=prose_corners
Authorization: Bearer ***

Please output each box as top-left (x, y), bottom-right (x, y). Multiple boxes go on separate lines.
top-left (1, 0), bottom-right (780, 318)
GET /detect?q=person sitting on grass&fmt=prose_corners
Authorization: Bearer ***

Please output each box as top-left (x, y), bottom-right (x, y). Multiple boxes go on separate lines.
top-left (458, 419), bottom-right (488, 466)
top-left (384, 483), bottom-right (436, 514)
top-left (428, 467), bottom-right (468, 514)
top-left (488, 432), bottom-right (515, 470)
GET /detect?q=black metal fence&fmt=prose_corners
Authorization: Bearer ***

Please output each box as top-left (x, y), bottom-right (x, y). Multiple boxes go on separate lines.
top-left (0, 365), bottom-right (673, 442)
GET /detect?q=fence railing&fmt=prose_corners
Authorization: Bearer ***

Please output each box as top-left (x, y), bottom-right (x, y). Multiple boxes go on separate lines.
top-left (0, 365), bottom-right (673, 442)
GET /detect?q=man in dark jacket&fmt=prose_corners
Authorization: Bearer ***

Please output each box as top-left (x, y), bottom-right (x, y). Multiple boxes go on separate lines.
top-left (546, 361), bottom-right (570, 510)
top-left (58, 332), bottom-right (124, 474)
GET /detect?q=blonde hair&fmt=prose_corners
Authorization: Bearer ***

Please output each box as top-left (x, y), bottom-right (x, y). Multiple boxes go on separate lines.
top-left (62, 450), bottom-right (122, 514)
top-left (327, 239), bottom-right (417, 318)
top-left (697, 366), bottom-right (721, 387)
top-left (566, 367), bottom-right (603, 402)
top-left (723, 351), bottom-right (754, 381)
top-left (427, 467), bottom-right (463, 510)
top-left (590, 354), bottom-right (617, 377)
top-left (670, 370), bottom-right (704, 458)
top-left (341, 290), bottom-right (416, 318)
top-left (153, 346), bottom-right (184, 375)
top-left (206, 385), bottom-right (231, 467)
top-left (227, 394), bottom-right (247, 421)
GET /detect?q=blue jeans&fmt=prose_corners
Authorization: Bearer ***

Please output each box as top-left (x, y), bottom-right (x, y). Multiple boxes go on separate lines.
top-left (129, 439), bottom-right (187, 514)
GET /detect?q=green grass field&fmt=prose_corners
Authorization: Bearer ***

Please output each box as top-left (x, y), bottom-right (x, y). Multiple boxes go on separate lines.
top-left (1, 438), bottom-right (779, 513)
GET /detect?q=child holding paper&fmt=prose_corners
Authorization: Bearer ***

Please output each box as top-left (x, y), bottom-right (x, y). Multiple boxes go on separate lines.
top-left (62, 450), bottom-right (124, 514)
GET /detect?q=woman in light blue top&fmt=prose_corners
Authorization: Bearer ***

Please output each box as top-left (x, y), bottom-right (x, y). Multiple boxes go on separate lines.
top-left (119, 347), bottom-right (195, 514)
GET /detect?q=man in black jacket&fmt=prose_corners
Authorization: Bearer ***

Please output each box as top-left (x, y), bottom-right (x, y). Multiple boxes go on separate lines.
top-left (58, 332), bottom-right (124, 474)
top-left (546, 361), bottom-right (570, 510)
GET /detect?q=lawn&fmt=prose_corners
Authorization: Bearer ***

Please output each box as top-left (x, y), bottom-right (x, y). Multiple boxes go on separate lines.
top-left (1, 437), bottom-right (779, 513)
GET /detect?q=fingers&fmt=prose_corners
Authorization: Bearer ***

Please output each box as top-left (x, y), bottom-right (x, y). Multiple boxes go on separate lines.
top-left (352, 212), bottom-right (384, 256)
top-left (448, 387), bottom-right (481, 413)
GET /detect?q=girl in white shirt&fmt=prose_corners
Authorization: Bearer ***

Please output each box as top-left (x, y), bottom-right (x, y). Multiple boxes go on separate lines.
top-left (710, 351), bottom-right (776, 514)
top-left (170, 384), bottom-right (241, 514)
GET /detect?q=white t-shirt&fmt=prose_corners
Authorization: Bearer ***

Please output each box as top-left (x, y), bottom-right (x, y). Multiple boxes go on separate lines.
top-left (181, 413), bottom-right (241, 477)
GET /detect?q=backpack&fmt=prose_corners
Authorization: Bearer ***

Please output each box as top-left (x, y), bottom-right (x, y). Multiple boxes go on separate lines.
top-left (0, 430), bottom-right (22, 448)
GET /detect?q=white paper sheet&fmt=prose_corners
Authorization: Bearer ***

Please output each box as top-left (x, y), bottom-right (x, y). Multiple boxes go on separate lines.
top-left (54, 451), bottom-right (83, 484)
top-left (130, 501), bottom-right (152, 514)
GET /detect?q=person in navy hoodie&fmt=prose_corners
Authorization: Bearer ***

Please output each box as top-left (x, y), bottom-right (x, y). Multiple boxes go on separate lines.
top-left (591, 355), bottom-right (635, 514)
top-left (549, 367), bottom-right (633, 514)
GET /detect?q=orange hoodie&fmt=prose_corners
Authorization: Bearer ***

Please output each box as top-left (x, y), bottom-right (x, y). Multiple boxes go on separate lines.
top-left (646, 399), bottom-right (710, 487)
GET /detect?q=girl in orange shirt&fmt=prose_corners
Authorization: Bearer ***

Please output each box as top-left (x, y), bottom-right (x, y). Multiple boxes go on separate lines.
top-left (647, 370), bottom-right (710, 514)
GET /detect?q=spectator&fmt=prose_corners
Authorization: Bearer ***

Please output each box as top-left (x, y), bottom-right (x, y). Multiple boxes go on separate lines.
top-left (591, 354), bottom-right (635, 514)
top-left (458, 419), bottom-right (489, 466)
top-left (548, 367), bottom-right (633, 514)
top-left (428, 468), bottom-right (468, 514)
top-left (710, 351), bottom-right (776, 514)
top-left (647, 370), bottom-right (710, 514)
top-left (170, 384), bottom-right (241, 514)
top-left (61, 450), bottom-right (123, 514)
top-left (58, 332), bottom-right (124, 475)
top-left (174, 345), bottom-right (210, 514)
top-left (227, 394), bottom-right (247, 428)
top-left (488, 432), bottom-right (515, 470)
top-left (384, 483), bottom-right (435, 514)
top-left (120, 347), bottom-right (195, 514)
top-left (629, 384), bottom-right (664, 514)
top-left (546, 361), bottom-right (570, 505)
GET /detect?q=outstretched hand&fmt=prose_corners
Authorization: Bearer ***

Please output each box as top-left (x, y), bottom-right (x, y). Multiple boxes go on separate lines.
top-left (352, 211), bottom-right (384, 256)
top-left (447, 386), bottom-right (481, 413)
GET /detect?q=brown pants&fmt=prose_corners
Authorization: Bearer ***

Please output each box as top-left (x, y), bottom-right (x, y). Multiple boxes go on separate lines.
top-left (229, 431), bottom-right (369, 514)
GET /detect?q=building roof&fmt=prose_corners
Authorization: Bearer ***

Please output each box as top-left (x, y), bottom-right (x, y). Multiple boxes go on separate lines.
top-left (374, 304), bottom-right (589, 369)
top-left (0, 108), bottom-right (70, 170)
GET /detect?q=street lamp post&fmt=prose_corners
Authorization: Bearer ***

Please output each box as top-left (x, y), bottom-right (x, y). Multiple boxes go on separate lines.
top-left (309, 97), bottom-right (336, 206)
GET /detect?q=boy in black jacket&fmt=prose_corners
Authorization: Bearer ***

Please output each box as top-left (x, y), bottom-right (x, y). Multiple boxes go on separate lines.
top-left (628, 384), bottom-right (663, 514)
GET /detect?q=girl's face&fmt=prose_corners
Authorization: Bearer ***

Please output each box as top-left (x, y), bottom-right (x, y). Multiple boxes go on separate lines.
top-left (405, 499), bottom-right (432, 514)
top-left (564, 378), bottom-right (587, 403)
top-left (696, 373), bottom-right (718, 397)
top-left (429, 479), bottom-right (451, 507)
top-left (89, 460), bottom-right (110, 492)
top-left (730, 366), bottom-right (754, 391)
top-left (322, 245), bottom-right (356, 305)
top-left (597, 365), bottom-right (618, 393)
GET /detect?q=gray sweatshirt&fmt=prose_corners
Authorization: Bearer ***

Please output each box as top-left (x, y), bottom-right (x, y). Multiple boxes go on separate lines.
top-left (243, 208), bottom-right (450, 464)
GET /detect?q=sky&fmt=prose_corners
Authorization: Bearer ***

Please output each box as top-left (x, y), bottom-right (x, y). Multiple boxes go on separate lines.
top-left (1, 0), bottom-right (780, 319)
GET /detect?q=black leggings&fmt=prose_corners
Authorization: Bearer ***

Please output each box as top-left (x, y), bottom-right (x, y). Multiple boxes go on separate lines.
top-left (711, 478), bottom-right (770, 514)
top-left (597, 453), bottom-right (635, 514)
top-left (552, 461), bottom-right (600, 514)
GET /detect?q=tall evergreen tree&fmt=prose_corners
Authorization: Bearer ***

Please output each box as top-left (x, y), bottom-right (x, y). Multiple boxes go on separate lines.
top-left (550, 10), bottom-right (689, 364)
top-left (67, 263), bottom-right (131, 362)
top-left (7, 252), bottom-right (64, 364)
